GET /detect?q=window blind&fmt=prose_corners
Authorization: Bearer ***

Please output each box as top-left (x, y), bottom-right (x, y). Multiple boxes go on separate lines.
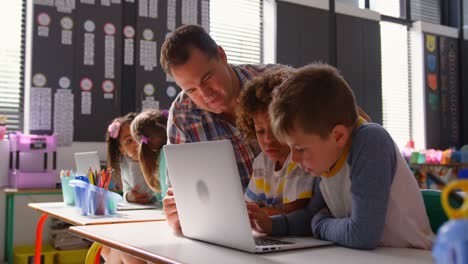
top-left (380, 21), bottom-right (411, 148)
top-left (411, 0), bottom-right (441, 24)
top-left (210, 0), bottom-right (263, 65)
top-left (0, 2), bottom-right (25, 132)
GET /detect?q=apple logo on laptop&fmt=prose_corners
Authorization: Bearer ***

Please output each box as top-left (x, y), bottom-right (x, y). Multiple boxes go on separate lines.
top-left (196, 180), bottom-right (210, 203)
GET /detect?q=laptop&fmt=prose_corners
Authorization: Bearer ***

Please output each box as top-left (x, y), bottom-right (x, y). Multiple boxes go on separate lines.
top-left (74, 151), bottom-right (101, 175)
top-left (163, 140), bottom-right (333, 253)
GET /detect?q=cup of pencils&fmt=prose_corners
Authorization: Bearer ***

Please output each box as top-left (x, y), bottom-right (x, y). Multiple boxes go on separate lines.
top-left (60, 170), bottom-right (75, 206)
top-left (70, 168), bottom-right (122, 216)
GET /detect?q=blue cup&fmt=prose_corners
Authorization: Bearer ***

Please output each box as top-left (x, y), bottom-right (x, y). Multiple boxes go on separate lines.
top-left (70, 177), bottom-right (90, 215)
top-left (69, 179), bottom-right (122, 216)
top-left (87, 183), bottom-right (122, 215)
top-left (433, 220), bottom-right (468, 264)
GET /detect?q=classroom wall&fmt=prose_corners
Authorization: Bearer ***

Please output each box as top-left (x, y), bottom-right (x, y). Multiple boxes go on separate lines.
top-left (276, 1), bottom-right (383, 123)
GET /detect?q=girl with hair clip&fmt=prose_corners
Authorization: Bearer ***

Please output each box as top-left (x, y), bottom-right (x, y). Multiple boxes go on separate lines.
top-left (130, 109), bottom-right (169, 201)
top-left (106, 112), bottom-right (157, 204)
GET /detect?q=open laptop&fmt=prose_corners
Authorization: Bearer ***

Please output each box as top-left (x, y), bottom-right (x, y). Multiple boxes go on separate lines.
top-left (163, 140), bottom-right (333, 253)
top-left (74, 151), bottom-right (101, 174)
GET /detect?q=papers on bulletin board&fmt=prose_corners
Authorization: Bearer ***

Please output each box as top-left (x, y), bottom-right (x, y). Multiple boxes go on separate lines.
top-left (139, 0), bottom-right (158, 18)
top-left (167, 0), bottom-right (176, 31)
top-left (84, 32), bottom-right (95, 66)
top-left (81, 0), bottom-right (95, 5)
top-left (124, 39), bottom-right (134, 65)
top-left (54, 88), bottom-right (74, 146)
top-left (142, 97), bottom-right (159, 111)
top-left (35, 0), bottom-right (54, 6)
top-left (55, 0), bottom-right (75, 13)
top-left (104, 23), bottom-right (116, 79)
top-left (182, 0), bottom-right (198, 25)
top-left (140, 30), bottom-right (157, 71)
top-left (30, 87), bottom-right (52, 131)
top-left (123, 25), bottom-right (135, 65)
top-left (81, 91), bottom-right (92, 115)
top-left (149, 0), bottom-right (158, 18)
top-left (139, 0), bottom-right (148, 17)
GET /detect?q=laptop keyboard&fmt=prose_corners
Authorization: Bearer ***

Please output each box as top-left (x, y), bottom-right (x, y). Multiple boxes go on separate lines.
top-left (254, 237), bottom-right (293, 246)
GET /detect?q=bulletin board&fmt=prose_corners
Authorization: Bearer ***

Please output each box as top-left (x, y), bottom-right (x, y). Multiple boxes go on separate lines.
top-left (423, 33), bottom-right (461, 149)
top-left (30, 1), bottom-right (76, 145)
top-left (438, 36), bottom-right (460, 148)
top-left (73, 0), bottom-right (123, 142)
top-left (30, 0), bottom-right (209, 144)
top-left (135, 0), bottom-right (210, 112)
top-left (423, 33), bottom-right (441, 149)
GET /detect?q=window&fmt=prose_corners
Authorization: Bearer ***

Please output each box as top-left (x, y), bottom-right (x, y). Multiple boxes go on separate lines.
top-left (380, 21), bottom-right (411, 148)
top-left (362, 1), bottom-right (412, 148)
top-left (411, 0), bottom-right (441, 24)
top-left (0, 2), bottom-right (25, 132)
top-left (369, 0), bottom-right (404, 18)
top-left (210, 0), bottom-right (263, 64)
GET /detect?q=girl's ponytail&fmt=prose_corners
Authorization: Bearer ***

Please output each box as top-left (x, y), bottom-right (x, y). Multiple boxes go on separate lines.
top-left (138, 138), bottom-right (161, 192)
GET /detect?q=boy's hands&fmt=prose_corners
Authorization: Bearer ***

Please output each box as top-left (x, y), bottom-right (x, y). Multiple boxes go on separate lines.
top-left (246, 202), bottom-right (273, 234)
top-left (163, 188), bottom-right (183, 236)
top-left (126, 185), bottom-right (152, 204)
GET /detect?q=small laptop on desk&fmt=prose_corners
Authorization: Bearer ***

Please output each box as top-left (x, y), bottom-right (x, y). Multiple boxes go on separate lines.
top-left (74, 151), bottom-right (101, 174)
top-left (163, 140), bottom-right (333, 253)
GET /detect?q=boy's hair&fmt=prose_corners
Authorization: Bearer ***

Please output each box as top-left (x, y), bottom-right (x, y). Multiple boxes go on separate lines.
top-left (130, 110), bottom-right (168, 192)
top-left (160, 24), bottom-right (218, 75)
top-left (236, 67), bottom-right (294, 140)
top-left (269, 63), bottom-right (358, 141)
top-left (106, 112), bottom-right (137, 189)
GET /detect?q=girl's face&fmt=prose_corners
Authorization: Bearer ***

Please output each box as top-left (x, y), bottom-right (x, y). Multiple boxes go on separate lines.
top-left (252, 111), bottom-right (290, 166)
top-left (119, 123), bottom-right (139, 161)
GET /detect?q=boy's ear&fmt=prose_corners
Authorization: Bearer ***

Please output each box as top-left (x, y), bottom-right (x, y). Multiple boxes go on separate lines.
top-left (331, 124), bottom-right (349, 148)
top-left (217, 46), bottom-right (228, 64)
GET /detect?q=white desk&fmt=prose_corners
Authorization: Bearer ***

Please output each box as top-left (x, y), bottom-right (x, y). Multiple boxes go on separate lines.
top-left (28, 202), bottom-right (166, 225)
top-left (69, 221), bottom-right (434, 264)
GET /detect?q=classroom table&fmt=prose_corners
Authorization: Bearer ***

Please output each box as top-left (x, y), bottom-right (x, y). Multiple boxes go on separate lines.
top-left (26, 202), bottom-right (166, 264)
top-left (28, 202), bottom-right (166, 226)
top-left (69, 221), bottom-right (434, 264)
top-left (3, 188), bottom-right (62, 263)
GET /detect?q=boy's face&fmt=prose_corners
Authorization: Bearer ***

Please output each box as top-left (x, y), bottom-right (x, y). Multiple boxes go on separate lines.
top-left (286, 125), bottom-right (349, 176)
top-left (119, 124), bottom-right (139, 161)
top-left (170, 46), bottom-right (236, 114)
top-left (252, 111), bottom-right (290, 164)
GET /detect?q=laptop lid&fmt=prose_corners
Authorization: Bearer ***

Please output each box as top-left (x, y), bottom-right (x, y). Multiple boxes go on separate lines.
top-left (164, 140), bottom-right (333, 253)
top-left (163, 140), bottom-right (257, 252)
top-left (74, 151), bottom-right (101, 175)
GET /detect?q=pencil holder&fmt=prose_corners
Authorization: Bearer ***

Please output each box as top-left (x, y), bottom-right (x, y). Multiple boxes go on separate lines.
top-left (69, 179), bottom-right (122, 216)
top-left (87, 183), bottom-right (122, 216)
top-left (61, 176), bottom-right (75, 205)
top-left (70, 178), bottom-right (90, 215)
